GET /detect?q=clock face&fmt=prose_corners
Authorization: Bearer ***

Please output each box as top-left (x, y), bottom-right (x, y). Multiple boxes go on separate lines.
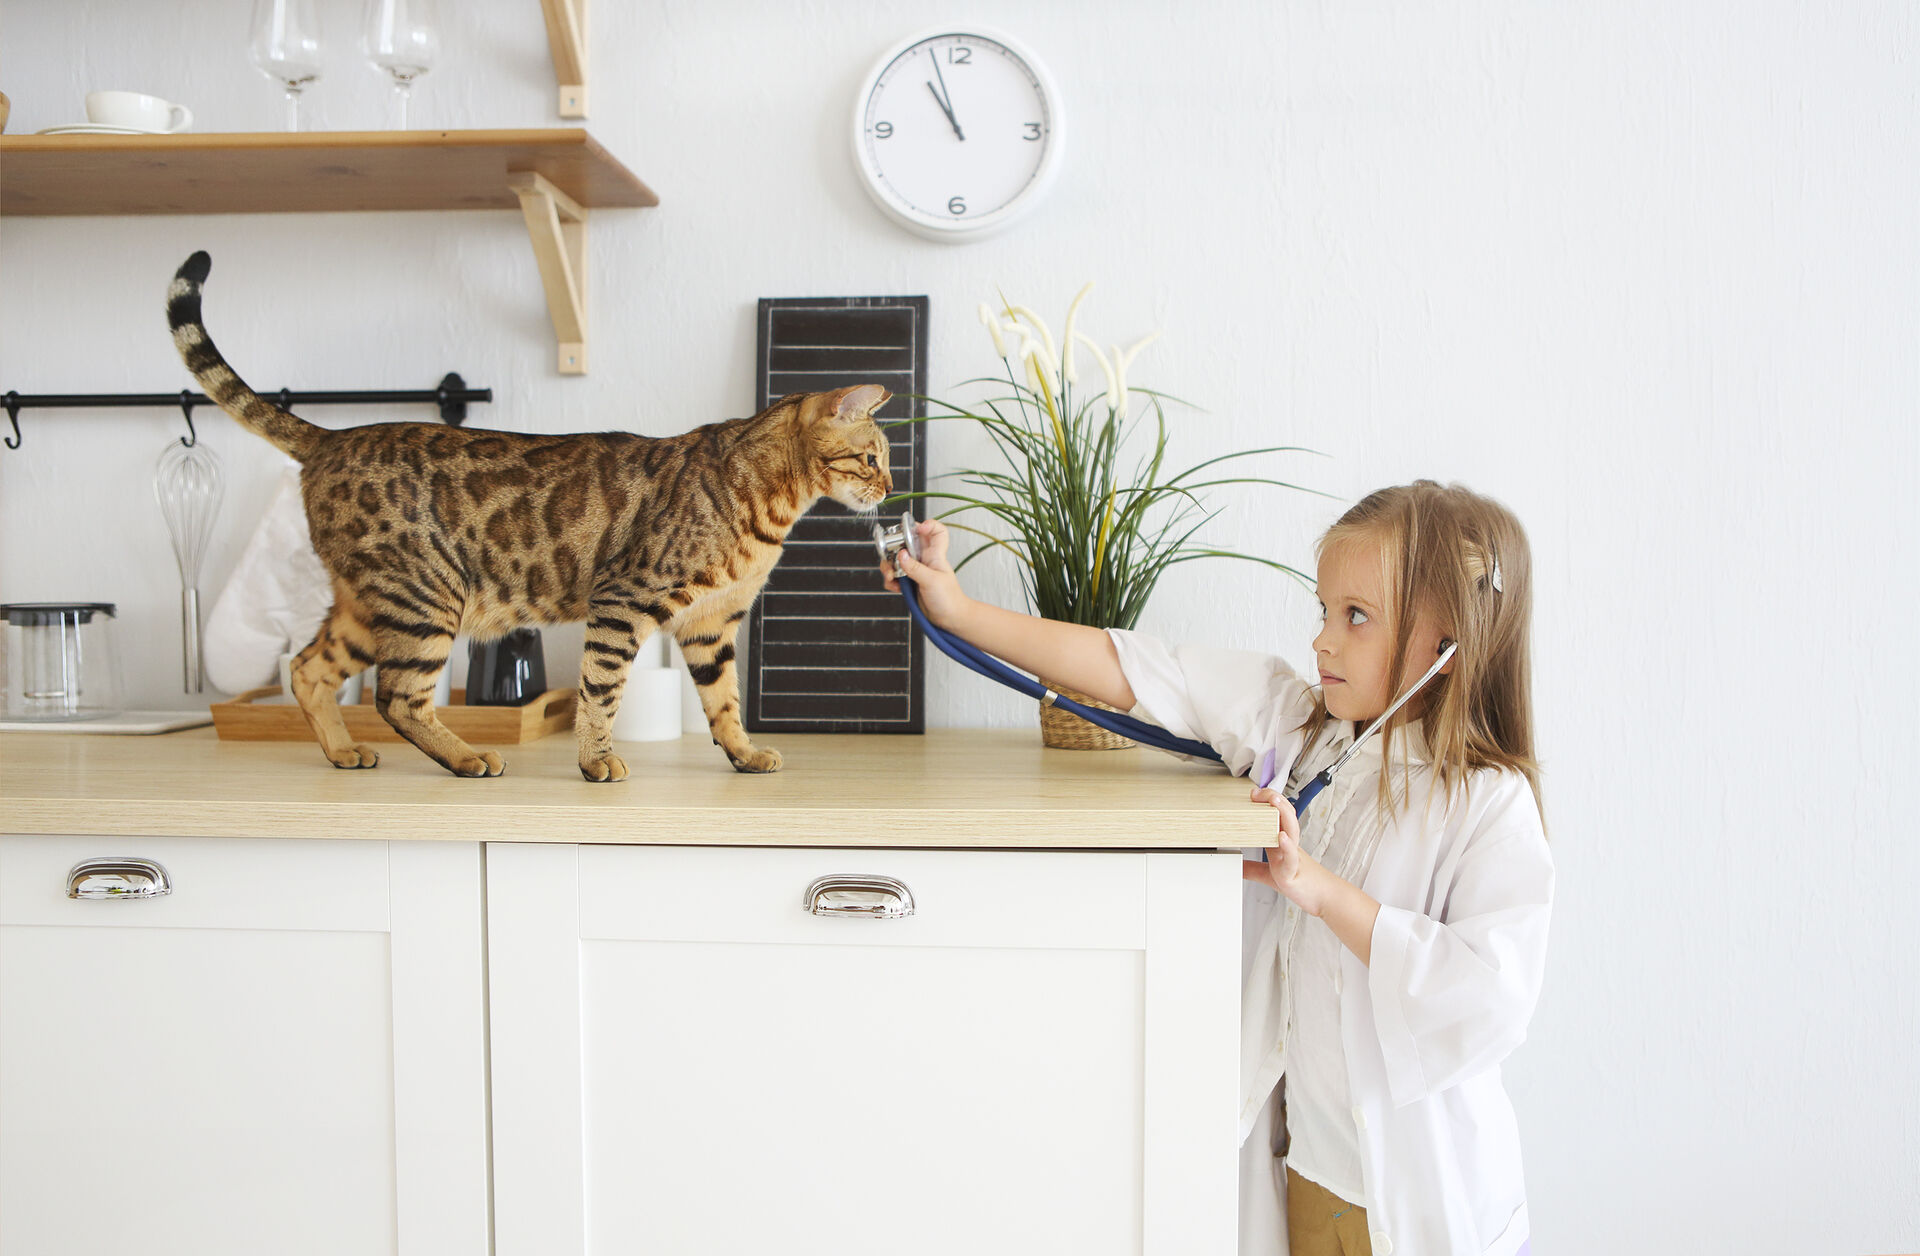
top-left (853, 29), bottom-right (1062, 239)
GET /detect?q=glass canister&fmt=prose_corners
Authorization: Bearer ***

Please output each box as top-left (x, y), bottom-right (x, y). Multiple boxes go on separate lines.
top-left (1, 603), bottom-right (126, 721)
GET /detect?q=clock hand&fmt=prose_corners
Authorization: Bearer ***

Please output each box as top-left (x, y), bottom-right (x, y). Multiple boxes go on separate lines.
top-left (929, 56), bottom-right (965, 141)
top-left (925, 80), bottom-right (964, 141)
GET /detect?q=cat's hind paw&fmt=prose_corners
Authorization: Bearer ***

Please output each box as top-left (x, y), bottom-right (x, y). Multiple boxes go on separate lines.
top-left (580, 753), bottom-right (630, 783)
top-left (328, 745), bottom-right (381, 769)
top-left (730, 747), bottom-right (783, 774)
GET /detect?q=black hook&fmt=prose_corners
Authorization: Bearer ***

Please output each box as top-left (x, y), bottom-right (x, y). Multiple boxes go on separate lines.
top-left (177, 390), bottom-right (199, 447)
top-left (436, 372), bottom-right (469, 426)
top-left (3, 392), bottom-right (20, 451)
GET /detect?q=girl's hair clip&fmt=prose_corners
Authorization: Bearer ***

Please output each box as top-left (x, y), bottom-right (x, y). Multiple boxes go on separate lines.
top-left (1490, 555), bottom-right (1504, 594)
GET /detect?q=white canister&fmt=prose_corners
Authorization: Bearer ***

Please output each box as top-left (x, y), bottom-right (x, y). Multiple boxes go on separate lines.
top-left (613, 667), bottom-right (684, 742)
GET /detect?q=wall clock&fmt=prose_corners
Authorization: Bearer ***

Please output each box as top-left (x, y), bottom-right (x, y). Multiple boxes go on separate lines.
top-left (852, 28), bottom-right (1064, 241)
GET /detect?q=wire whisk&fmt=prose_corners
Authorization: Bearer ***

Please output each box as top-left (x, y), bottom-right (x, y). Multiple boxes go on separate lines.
top-left (154, 439), bottom-right (224, 693)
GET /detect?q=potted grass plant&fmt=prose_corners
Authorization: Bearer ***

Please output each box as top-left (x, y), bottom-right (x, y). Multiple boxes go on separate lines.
top-left (889, 285), bottom-right (1326, 748)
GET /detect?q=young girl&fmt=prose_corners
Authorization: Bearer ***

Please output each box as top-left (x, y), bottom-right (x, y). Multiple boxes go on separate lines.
top-left (885, 480), bottom-right (1551, 1256)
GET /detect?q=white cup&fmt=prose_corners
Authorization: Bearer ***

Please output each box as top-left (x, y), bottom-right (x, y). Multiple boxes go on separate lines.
top-left (613, 667), bottom-right (684, 742)
top-left (85, 90), bottom-right (192, 133)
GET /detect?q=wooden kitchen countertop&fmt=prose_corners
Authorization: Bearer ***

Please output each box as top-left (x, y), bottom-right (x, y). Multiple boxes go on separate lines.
top-left (0, 727), bottom-right (1270, 849)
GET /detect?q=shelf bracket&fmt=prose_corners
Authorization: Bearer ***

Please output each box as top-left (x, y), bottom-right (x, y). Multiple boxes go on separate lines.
top-left (540, 0), bottom-right (588, 118)
top-left (509, 171), bottom-right (589, 375)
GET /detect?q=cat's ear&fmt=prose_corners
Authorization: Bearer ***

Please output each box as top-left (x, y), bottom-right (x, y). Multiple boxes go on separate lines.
top-left (827, 383), bottom-right (890, 422)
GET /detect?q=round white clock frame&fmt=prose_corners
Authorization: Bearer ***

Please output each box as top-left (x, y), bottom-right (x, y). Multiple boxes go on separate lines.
top-left (851, 27), bottom-right (1064, 242)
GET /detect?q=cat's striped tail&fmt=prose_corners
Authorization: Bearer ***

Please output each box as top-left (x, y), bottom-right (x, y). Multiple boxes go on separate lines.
top-left (167, 252), bottom-right (322, 461)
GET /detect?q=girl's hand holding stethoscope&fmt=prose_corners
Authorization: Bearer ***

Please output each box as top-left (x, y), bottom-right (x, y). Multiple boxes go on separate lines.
top-left (880, 519), bottom-right (969, 627)
top-left (1244, 786), bottom-right (1333, 916)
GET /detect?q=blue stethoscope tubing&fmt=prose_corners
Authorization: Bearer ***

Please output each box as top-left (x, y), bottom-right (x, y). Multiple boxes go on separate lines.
top-left (895, 575), bottom-right (1223, 762)
top-left (876, 513), bottom-right (1456, 827)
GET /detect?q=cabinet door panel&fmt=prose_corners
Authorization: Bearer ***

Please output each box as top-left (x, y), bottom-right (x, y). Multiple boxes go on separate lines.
top-left (582, 938), bottom-right (1144, 1253)
top-left (0, 835), bottom-right (488, 1256)
top-left (490, 842), bottom-right (1241, 1256)
top-left (1, 924), bottom-right (398, 1255)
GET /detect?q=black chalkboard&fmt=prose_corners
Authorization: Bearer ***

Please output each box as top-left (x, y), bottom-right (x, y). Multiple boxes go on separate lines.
top-left (745, 296), bottom-right (928, 734)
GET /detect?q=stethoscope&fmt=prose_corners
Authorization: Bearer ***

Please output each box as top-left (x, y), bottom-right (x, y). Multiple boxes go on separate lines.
top-left (1250, 637), bottom-right (1456, 819)
top-left (874, 511), bottom-right (1457, 824)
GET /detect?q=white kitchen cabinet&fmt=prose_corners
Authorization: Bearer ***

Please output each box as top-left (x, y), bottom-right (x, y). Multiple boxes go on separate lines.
top-left (0, 835), bottom-right (489, 1256)
top-left (486, 842), bottom-right (1242, 1256)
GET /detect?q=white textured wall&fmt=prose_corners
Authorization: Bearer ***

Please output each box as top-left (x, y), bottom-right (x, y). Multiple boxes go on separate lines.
top-left (2, 2), bottom-right (1915, 1251)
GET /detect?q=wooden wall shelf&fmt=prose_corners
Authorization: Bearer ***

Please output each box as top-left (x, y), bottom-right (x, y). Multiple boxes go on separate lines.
top-left (0, 129), bottom-right (657, 374)
top-left (0, 129), bottom-right (653, 216)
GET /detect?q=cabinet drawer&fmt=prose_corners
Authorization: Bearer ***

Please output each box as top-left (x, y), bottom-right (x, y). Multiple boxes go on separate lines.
top-left (576, 844), bottom-right (1147, 950)
top-left (0, 834), bottom-right (388, 932)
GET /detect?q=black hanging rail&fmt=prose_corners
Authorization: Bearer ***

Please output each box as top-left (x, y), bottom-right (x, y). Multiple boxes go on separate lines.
top-left (2, 372), bottom-right (490, 450)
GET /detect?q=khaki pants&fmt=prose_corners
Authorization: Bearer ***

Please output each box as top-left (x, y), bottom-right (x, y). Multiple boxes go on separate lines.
top-left (1285, 1165), bottom-right (1372, 1256)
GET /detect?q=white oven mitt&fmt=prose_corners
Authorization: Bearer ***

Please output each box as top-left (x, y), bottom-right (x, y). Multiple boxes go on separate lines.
top-left (204, 463), bottom-right (334, 695)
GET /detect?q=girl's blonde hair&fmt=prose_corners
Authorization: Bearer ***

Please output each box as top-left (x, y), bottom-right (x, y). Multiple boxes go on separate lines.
top-left (1302, 480), bottom-right (1543, 823)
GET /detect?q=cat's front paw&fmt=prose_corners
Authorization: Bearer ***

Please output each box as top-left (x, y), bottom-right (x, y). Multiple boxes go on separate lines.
top-left (449, 751), bottom-right (506, 778)
top-left (729, 746), bottom-right (783, 774)
top-left (328, 744), bottom-right (380, 769)
top-left (580, 753), bottom-right (630, 783)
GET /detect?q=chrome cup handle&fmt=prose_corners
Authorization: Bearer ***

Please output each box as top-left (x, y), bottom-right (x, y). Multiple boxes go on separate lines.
top-left (67, 857), bottom-right (173, 900)
top-left (803, 874), bottom-right (915, 920)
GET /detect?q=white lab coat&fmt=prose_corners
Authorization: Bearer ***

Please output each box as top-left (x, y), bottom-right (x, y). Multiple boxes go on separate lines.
top-left (1109, 630), bottom-right (1553, 1256)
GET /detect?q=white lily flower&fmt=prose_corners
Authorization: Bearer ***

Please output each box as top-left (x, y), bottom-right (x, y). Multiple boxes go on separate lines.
top-left (1060, 283), bottom-right (1093, 384)
top-left (1073, 331), bottom-right (1119, 412)
top-left (1112, 331), bottom-right (1160, 413)
top-left (977, 302), bottom-right (1010, 358)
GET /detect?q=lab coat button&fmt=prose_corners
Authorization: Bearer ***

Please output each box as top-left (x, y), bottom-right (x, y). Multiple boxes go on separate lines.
top-left (1350, 1105), bottom-right (1366, 1130)
top-left (1371, 1232), bottom-right (1392, 1255)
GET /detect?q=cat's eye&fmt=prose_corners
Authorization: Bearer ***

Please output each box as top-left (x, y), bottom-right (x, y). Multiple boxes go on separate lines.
top-left (865, 454), bottom-right (878, 467)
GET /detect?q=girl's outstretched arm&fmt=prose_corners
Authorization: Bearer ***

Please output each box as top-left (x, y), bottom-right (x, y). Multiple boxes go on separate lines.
top-left (881, 519), bottom-right (1137, 711)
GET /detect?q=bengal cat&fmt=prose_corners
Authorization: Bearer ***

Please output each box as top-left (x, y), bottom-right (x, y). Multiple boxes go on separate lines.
top-left (166, 251), bottom-right (893, 780)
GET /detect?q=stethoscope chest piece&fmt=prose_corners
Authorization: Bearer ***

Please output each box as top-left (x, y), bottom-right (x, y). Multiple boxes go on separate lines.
top-left (873, 510), bottom-right (921, 573)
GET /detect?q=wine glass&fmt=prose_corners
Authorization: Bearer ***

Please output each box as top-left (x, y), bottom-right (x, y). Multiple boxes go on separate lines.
top-left (248, 0), bottom-right (323, 133)
top-left (362, 0), bottom-right (439, 130)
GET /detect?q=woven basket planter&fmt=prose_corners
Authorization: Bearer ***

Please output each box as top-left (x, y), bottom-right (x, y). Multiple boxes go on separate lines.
top-left (1037, 682), bottom-right (1136, 751)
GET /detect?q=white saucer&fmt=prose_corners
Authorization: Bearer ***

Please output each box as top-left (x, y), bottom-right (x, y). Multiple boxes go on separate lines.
top-left (35, 123), bottom-right (168, 136)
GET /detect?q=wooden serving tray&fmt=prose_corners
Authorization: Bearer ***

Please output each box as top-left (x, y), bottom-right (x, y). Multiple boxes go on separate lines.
top-left (210, 687), bottom-right (575, 744)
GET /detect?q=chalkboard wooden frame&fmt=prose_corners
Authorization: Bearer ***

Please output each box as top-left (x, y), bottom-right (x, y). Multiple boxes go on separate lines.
top-left (745, 296), bottom-right (929, 734)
